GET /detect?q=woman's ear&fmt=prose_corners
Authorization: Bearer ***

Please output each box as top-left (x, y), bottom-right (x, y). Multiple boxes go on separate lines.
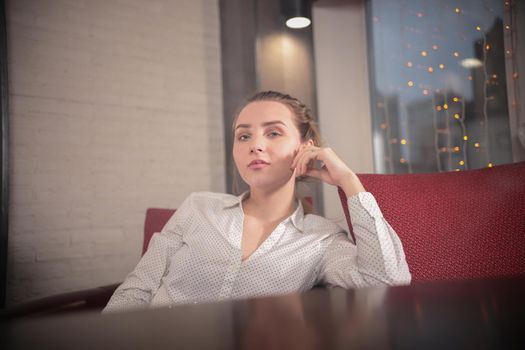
top-left (303, 139), bottom-right (314, 147)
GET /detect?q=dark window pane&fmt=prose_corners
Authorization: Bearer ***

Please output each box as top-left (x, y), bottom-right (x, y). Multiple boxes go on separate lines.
top-left (366, 0), bottom-right (513, 173)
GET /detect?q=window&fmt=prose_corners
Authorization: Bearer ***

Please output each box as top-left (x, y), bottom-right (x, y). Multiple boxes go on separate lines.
top-left (366, 0), bottom-right (519, 173)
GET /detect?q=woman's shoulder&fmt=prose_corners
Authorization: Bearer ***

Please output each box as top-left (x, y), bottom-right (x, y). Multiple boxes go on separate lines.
top-left (302, 212), bottom-right (346, 236)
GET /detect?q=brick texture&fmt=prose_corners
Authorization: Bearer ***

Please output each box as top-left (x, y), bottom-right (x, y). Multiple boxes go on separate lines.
top-left (6, 0), bottom-right (225, 305)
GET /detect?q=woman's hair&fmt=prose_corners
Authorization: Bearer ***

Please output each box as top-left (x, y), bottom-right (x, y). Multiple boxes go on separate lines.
top-left (232, 90), bottom-right (322, 214)
top-left (233, 90), bottom-right (321, 147)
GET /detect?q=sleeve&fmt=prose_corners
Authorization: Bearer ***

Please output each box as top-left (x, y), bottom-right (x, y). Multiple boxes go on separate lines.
top-left (102, 195), bottom-right (194, 313)
top-left (317, 192), bottom-right (411, 289)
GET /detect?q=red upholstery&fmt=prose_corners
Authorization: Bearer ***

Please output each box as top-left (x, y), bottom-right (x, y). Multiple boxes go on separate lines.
top-left (143, 208), bottom-right (177, 255)
top-left (338, 161), bottom-right (525, 283)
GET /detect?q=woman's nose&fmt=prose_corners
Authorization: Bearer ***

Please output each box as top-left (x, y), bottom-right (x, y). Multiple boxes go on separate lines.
top-left (249, 138), bottom-right (264, 153)
top-left (250, 145), bottom-right (263, 154)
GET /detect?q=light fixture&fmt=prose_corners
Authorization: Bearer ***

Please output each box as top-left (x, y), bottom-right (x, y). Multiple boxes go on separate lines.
top-left (282, 0), bottom-right (312, 29)
top-left (460, 58), bottom-right (483, 69)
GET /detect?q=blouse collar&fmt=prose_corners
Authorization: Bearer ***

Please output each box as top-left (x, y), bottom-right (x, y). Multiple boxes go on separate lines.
top-left (222, 192), bottom-right (305, 232)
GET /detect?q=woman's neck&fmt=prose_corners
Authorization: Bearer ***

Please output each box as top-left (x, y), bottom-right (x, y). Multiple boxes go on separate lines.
top-left (243, 183), bottom-right (297, 223)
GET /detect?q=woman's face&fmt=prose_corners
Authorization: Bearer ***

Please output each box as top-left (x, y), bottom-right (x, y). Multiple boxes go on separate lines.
top-left (233, 101), bottom-right (305, 192)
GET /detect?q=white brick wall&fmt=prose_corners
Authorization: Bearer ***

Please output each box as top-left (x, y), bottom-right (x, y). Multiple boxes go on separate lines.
top-left (6, 0), bottom-right (225, 305)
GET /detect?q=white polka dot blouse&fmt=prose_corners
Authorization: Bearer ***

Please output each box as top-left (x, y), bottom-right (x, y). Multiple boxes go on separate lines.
top-left (103, 191), bottom-right (411, 313)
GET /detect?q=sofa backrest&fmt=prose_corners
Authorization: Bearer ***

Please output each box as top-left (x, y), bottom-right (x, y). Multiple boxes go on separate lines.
top-left (338, 161), bottom-right (525, 282)
top-left (143, 208), bottom-right (177, 255)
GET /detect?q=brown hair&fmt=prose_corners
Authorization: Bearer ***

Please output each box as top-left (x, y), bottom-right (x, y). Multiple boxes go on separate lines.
top-left (232, 91), bottom-right (322, 214)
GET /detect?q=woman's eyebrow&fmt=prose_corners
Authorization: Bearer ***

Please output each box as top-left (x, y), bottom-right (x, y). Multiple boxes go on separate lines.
top-left (235, 121), bottom-right (287, 130)
top-left (235, 124), bottom-right (250, 130)
top-left (262, 121), bottom-right (287, 128)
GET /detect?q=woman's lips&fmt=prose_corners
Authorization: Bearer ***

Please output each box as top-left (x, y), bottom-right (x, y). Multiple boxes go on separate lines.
top-left (248, 160), bottom-right (270, 169)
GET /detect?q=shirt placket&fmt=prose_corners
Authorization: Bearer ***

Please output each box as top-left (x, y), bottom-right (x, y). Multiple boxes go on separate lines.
top-left (218, 256), bottom-right (242, 299)
top-left (218, 209), bottom-right (244, 299)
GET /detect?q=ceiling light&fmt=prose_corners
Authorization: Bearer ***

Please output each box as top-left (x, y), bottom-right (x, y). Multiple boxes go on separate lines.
top-left (282, 0), bottom-right (312, 29)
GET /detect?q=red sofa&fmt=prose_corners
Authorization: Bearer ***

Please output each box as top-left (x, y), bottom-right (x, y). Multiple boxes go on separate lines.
top-left (339, 161), bottom-right (525, 282)
top-left (5, 161), bottom-right (525, 319)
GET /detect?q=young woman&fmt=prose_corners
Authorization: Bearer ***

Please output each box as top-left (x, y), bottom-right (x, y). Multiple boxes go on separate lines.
top-left (103, 91), bottom-right (411, 313)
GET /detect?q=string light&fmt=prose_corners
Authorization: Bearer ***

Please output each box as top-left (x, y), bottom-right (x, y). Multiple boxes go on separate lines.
top-left (373, 1), bottom-right (515, 174)
top-left (481, 23), bottom-right (492, 169)
top-left (488, 163), bottom-right (493, 167)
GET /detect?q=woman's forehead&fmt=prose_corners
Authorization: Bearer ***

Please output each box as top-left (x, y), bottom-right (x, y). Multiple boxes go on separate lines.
top-left (236, 101), bottom-right (295, 126)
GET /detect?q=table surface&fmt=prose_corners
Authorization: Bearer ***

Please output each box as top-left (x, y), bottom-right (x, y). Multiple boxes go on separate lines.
top-left (3, 276), bottom-right (525, 350)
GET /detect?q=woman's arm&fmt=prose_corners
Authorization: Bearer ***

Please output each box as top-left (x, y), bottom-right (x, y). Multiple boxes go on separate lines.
top-left (318, 192), bottom-right (411, 288)
top-left (102, 196), bottom-right (193, 313)
top-left (292, 146), bottom-right (411, 288)
top-left (102, 231), bottom-right (184, 313)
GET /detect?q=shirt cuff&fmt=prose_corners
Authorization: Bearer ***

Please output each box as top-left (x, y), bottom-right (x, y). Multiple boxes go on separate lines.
top-left (347, 192), bottom-right (384, 219)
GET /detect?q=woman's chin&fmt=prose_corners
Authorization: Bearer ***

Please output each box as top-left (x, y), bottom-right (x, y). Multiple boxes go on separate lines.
top-left (244, 175), bottom-right (295, 192)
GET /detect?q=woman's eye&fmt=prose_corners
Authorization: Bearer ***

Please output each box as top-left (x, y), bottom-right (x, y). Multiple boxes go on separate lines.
top-left (267, 131), bottom-right (281, 138)
top-left (237, 134), bottom-right (250, 141)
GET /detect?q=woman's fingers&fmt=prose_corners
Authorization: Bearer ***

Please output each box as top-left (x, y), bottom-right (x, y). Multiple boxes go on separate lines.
top-left (292, 146), bottom-right (312, 168)
top-left (293, 146), bottom-right (352, 184)
top-left (293, 146), bottom-right (363, 192)
top-left (293, 146), bottom-right (320, 176)
top-left (291, 148), bottom-right (306, 174)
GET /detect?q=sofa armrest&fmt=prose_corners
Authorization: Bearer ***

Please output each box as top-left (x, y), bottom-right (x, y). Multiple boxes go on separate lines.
top-left (3, 283), bottom-right (120, 320)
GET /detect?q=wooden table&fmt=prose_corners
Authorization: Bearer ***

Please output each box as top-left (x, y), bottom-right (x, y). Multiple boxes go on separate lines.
top-left (3, 276), bottom-right (525, 349)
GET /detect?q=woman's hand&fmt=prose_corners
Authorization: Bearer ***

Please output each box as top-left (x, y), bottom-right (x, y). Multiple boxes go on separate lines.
top-left (291, 146), bottom-right (366, 197)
